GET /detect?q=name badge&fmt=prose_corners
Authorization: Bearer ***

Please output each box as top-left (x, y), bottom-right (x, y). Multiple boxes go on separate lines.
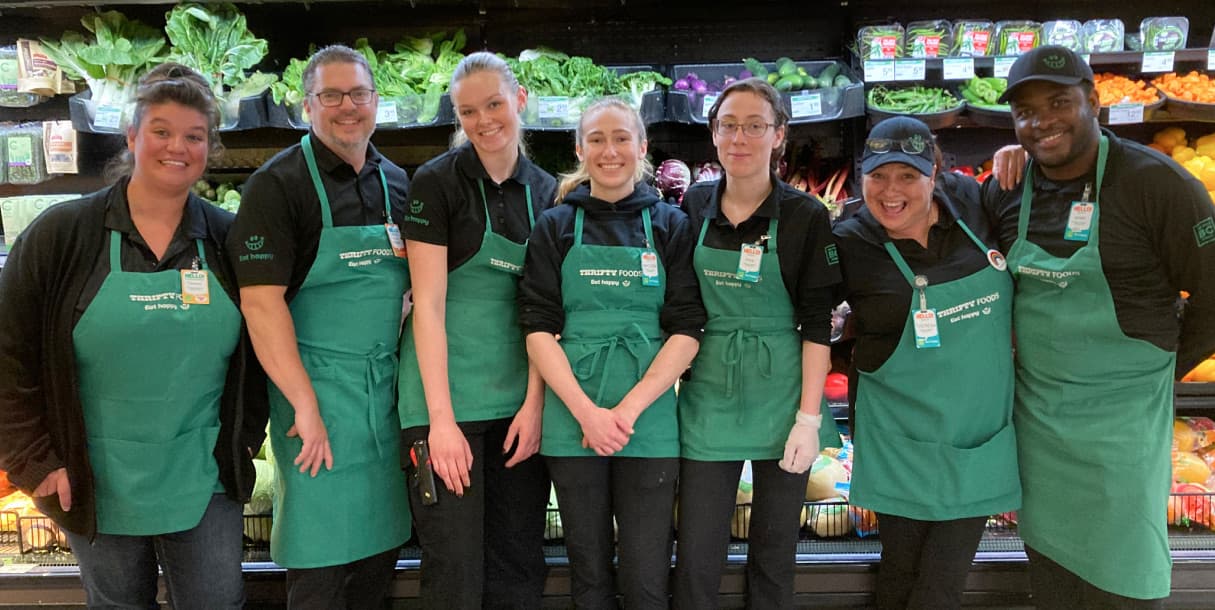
top-left (1064, 201), bottom-right (1094, 242)
top-left (641, 250), bottom-right (661, 287)
top-left (737, 243), bottom-right (763, 282)
top-left (385, 223), bottom-right (407, 258)
top-left (913, 309), bottom-right (940, 348)
top-left (180, 269), bottom-right (210, 305)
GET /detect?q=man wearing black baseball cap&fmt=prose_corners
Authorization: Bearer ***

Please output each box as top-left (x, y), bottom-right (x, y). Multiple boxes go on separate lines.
top-left (982, 45), bottom-right (1215, 608)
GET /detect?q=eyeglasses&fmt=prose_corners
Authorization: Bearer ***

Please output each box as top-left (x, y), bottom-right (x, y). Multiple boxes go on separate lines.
top-left (712, 120), bottom-right (776, 138)
top-left (866, 137), bottom-right (930, 155)
top-left (310, 88), bottom-right (376, 107)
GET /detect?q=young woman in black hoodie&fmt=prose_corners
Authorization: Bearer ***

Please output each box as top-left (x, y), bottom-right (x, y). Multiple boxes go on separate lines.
top-left (519, 97), bottom-right (706, 609)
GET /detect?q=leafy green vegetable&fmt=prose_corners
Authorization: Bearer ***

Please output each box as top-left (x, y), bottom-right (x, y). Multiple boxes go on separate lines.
top-left (618, 71), bottom-right (671, 108)
top-left (164, 3), bottom-right (268, 103)
top-left (269, 57), bottom-right (309, 106)
top-left (38, 11), bottom-right (166, 112)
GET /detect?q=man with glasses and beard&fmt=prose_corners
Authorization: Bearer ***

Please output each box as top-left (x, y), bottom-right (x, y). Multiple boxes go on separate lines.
top-left (983, 46), bottom-right (1215, 609)
top-left (227, 45), bottom-right (412, 608)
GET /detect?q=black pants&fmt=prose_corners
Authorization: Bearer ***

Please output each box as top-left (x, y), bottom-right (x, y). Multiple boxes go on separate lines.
top-left (874, 513), bottom-right (986, 610)
top-left (1025, 545), bottom-right (1165, 609)
top-left (547, 456), bottom-right (678, 610)
top-left (673, 458), bottom-right (809, 610)
top-left (284, 546), bottom-right (400, 610)
top-left (402, 418), bottom-right (550, 610)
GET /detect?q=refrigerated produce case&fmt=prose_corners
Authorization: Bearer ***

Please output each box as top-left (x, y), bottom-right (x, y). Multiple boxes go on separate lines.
top-left (3, 0), bottom-right (1215, 606)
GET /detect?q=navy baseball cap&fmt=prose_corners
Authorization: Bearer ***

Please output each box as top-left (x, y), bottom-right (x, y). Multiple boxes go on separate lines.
top-left (998, 45), bottom-right (1094, 104)
top-left (862, 116), bottom-right (935, 177)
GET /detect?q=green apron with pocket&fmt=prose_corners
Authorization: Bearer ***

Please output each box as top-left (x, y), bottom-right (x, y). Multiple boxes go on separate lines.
top-left (680, 216), bottom-right (841, 460)
top-left (1009, 136), bottom-right (1174, 599)
top-left (850, 218), bottom-right (1020, 520)
top-left (540, 206), bottom-right (679, 458)
top-left (267, 134), bottom-right (410, 568)
top-left (74, 233), bottom-right (240, 535)
top-left (398, 182), bottom-right (534, 427)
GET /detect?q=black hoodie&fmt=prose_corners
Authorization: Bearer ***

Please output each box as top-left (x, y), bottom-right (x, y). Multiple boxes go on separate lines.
top-left (519, 183), bottom-right (706, 339)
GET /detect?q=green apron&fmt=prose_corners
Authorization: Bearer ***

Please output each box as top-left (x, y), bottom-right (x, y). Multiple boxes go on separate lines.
top-left (850, 218), bottom-right (1020, 521)
top-left (267, 134), bottom-right (410, 568)
top-left (74, 233), bottom-right (240, 535)
top-left (1009, 136), bottom-right (1174, 599)
top-left (540, 206), bottom-right (679, 458)
top-left (680, 216), bottom-right (841, 461)
top-left (398, 181), bottom-right (534, 426)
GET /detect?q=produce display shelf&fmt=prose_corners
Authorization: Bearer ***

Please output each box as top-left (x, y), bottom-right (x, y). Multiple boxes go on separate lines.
top-left (665, 60), bottom-right (864, 126)
top-left (852, 48), bottom-right (1215, 73)
top-left (520, 66), bottom-right (667, 131)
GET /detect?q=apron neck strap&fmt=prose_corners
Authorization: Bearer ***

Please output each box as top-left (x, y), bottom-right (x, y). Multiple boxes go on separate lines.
top-left (477, 180), bottom-right (536, 232)
top-left (300, 134), bottom-right (334, 228)
top-left (641, 207), bottom-right (655, 248)
top-left (955, 217), bottom-right (988, 254)
top-left (882, 216), bottom-right (991, 288)
top-left (696, 217), bottom-right (710, 246)
top-left (1018, 135), bottom-right (1108, 242)
top-left (109, 230), bottom-right (122, 270)
top-left (765, 216), bottom-right (778, 251)
top-left (574, 206), bottom-right (585, 247)
top-left (194, 239), bottom-right (209, 269)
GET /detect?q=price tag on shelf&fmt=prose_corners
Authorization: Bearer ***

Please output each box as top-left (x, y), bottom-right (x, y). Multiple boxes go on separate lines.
top-left (942, 57), bottom-right (975, 80)
top-left (1208, 49), bottom-right (1215, 71)
top-left (700, 93), bottom-right (718, 119)
top-left (1107, 103), bottom-right (1145, 125)
top-left (1141, 52), bottom-right (1175, 73)
top-left (863, 60), bottom-right (895, 82)
top-left (538, 96), bottom-right (570, 120)
top-left (895, 59), bottom-right (926, 81)
top-left (375, 102), bottom-right (398, 125)
top-left (94, 104), bottom-right (123, 130)
top-left (993, 56), bottom-right (1017, 79)
top-left (790, 92), bottom-right (823, 118)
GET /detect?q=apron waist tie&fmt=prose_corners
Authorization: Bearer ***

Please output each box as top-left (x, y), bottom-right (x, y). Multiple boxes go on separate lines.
top-left (571, 335), bottom-right (648, 407)
top-left (365, 344), bottom-right (397, 460)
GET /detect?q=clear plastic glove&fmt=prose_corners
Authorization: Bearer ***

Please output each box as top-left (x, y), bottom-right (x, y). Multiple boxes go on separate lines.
top-left (779, 412), bottom-right (822, 474)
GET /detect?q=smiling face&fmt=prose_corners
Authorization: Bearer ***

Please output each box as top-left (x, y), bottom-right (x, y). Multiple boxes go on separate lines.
top-left (126, 101), bottom-right (210, 196)
top-left (712, 90), bottom-right (785, 182)
top-left (1010, 80), bottom-right (1101, 180)
top-left (451, 69), bottom-right (526, 160)
top-left (577, 104), bottom-right (647, 202)
top-left (862, 161), bottom-right (937, 242)
top-left (303, 60), bottom-right (378, 158)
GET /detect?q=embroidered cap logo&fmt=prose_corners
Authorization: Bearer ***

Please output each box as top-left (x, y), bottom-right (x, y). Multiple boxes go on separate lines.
top-left (1043, 54), bottom-right (1066, 70)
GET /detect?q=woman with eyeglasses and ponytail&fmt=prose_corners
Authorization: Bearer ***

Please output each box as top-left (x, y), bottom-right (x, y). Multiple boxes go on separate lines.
top-left (832, 116), bottom-right (1020, 609)
top-left (672, 77), bottom-right (844, 610)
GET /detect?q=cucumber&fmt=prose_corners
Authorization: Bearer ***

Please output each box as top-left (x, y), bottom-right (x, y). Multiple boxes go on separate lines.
top-left (777, 60), bottom-right (798, 77)
top-left (833, 74), bottom-right (853, 87)
top-left (817, 63), bottom-right (841, 82)
top-left (775, 74), bottom-right (800, 91)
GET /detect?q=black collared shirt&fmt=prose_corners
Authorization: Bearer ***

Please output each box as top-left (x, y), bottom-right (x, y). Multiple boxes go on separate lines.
top-left (403, 141), bottom-right (557, 271)
top-left (681, 175), bottom-right (841, 345)
top-left (834, 171), bottom-right (996, 372)
top-left (76, 177), bottom-right (234, 322)
top-left (226, 133), bottom-right (410, 298)
top-left (981, 130), bottom-right (1215, 375)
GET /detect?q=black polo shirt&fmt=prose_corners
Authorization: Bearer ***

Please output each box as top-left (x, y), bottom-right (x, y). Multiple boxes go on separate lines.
top-left (76, 178), bottom-right (236, 322)
top-left (981, 131), bottom-right (1215, 375)
top-left (681, 175), bottom-right (841, 345)
top-left (403, 141), bottom-right (557, 271)
top-left (519, 184), bottom-right (706, 340)
top-left (834, 171), bottom-right (997, 372)
top-left (226, 134), bottom-right (410, 298)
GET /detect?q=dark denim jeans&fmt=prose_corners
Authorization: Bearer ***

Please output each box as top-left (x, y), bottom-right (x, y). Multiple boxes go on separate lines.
top-left (64, 492), bottom-right (244, 610)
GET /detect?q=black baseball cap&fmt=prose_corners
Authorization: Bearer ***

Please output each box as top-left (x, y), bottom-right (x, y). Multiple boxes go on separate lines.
top-left (998, 45), bottom-right (1094, 104)
top-left (861, 116), bottom-right (935, 177)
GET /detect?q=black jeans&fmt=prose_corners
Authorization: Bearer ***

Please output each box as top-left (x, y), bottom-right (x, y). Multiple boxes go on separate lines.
top-left (547, 456), bottom-right (678, 610)
top-left (673, 458), bottom-right (809, 610)
top-left (402, 418), bottom-right (549, 610)
top-left (874, 513), bottom-right (986, 610)
top-left (284, 545), bottom-right (400, 610)
top-left (1025, 545), bottom-right (1165, 610)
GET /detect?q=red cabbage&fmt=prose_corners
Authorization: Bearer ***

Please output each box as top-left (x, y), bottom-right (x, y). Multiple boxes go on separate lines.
top-left (656, 159), bottom-right (692, 202)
